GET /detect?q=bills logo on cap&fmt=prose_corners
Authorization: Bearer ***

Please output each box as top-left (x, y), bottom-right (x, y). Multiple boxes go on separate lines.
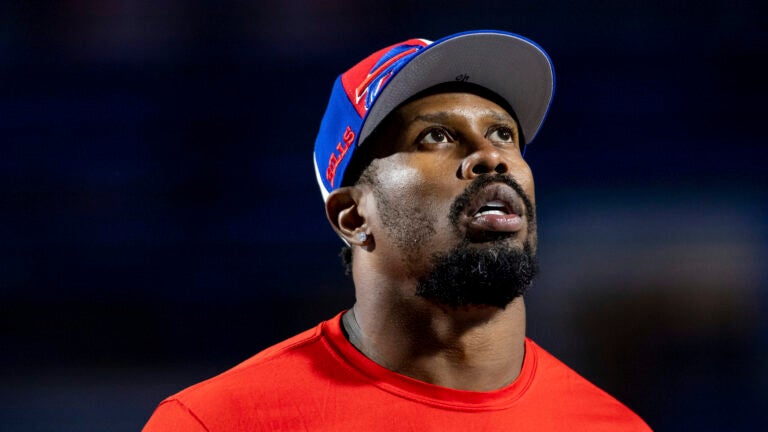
top-left (354, 44), bottom-right (424, 111)
top-left (342, 39), bottom-right (430, 118)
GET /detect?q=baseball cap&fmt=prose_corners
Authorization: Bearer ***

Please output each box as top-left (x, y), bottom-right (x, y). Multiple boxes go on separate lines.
top-left (313, 30), bottom-right (555, 201)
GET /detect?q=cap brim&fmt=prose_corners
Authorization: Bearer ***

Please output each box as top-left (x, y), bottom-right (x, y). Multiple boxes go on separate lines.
top-left (358, 30), bottom-right (555, 147)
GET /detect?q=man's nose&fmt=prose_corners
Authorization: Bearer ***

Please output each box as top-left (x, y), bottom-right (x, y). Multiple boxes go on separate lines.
top-left (459, 142), bottom-right (510, 179)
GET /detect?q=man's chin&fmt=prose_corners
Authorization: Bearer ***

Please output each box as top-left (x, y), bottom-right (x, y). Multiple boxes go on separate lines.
top-left (414, 241), bottom-right (538, 309)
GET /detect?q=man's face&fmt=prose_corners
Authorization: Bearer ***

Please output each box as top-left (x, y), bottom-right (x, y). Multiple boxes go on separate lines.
top-left (359, 91), bottom-right (539, 308)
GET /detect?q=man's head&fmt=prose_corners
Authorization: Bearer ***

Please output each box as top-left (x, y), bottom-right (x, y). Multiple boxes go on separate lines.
top-left (314, 31), bottom-right (554, 310)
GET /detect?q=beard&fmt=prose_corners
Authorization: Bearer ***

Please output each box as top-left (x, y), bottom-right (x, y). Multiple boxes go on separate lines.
top-left (415, 239), bottom-right (538, 309)
top-left (415, 174), bottom-right (538, 309)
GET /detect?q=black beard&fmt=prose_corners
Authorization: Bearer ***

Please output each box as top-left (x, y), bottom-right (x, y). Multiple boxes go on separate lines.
top-left (415, 240), bottom-right (538, 309)
top-left (415, 173), bottom-right (538, 309)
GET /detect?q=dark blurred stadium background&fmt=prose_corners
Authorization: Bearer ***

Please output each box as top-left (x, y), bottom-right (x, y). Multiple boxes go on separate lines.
top-left (2, 1), bottom-right (766, 430)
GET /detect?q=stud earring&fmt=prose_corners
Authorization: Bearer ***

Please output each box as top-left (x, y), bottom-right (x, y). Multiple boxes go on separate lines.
top-left (356, 231), bottom-right (368, 243)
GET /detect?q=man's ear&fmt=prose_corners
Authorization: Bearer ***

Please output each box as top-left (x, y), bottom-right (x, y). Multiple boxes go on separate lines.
top-left (325, 186), bottom-right (368, 246)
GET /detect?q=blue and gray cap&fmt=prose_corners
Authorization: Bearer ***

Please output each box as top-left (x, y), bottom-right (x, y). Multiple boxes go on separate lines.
top-left (313, 30), bottom-right (555, 201)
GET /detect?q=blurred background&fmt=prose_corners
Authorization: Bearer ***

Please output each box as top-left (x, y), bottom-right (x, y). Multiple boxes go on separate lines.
top-left (2, 0), bottom-right (766, 430)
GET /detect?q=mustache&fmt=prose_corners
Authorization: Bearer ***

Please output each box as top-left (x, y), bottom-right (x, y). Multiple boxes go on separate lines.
top-left (448, 174), bottom-right (536, 229)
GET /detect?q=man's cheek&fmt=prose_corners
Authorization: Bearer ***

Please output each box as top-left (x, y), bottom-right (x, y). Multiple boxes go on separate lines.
top-left (374, 158), bottom-right (427, 199)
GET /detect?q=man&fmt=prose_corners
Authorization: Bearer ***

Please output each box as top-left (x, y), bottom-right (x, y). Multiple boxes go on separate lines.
top-left (144, 30), bottom-right (651, 431)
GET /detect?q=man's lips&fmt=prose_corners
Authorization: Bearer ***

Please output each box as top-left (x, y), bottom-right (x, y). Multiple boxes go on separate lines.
top-left (462, 183), bottom-right (525, 234)
top-left (469, 211), bottom-right (524, 232)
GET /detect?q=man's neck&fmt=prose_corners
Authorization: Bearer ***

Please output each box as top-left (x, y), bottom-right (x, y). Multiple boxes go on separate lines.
top-left (343, 296), bottom-right (526, 392)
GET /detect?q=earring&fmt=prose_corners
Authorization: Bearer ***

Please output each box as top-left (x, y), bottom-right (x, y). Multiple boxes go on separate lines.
top-left (356, 231), bottom-right (368, 243)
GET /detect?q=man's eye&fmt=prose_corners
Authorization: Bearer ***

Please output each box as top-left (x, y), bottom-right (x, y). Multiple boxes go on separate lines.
top-left (419, 128), bottom-right (451, 144)
top-left (489, 127), bottom-right (515, 143)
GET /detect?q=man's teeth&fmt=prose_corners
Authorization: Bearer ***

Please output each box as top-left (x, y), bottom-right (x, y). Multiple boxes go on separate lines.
top-left (475, 200), bottom-right (508, 216)
top-left (477, 210), bottom-right (507, 216)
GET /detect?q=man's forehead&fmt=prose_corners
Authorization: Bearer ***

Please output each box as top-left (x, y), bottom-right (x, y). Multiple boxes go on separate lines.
top-left (391, 82), bottom-right (520, 126)
top-left (405, 101), bottom-right (518, 125)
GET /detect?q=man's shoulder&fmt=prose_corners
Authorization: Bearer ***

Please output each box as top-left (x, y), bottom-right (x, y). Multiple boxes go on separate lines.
top-left (526, 339), bottom-right (652, 431)
top-left (144, 316), bottom-right (352, 431)
top-left (167, 319), bottom-right (332, 407)
top-left (527, 338), bottom-right (624, 402)
top-left (230, 322), bottom-right (326, 371)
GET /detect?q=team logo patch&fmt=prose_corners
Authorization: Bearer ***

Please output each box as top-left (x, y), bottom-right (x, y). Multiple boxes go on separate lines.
top-left (355, 44), bottom-right (423, 111)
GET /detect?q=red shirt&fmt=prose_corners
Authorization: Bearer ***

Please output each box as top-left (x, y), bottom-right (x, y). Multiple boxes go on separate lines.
top-left (144, 312), bottom-right (651, 431)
